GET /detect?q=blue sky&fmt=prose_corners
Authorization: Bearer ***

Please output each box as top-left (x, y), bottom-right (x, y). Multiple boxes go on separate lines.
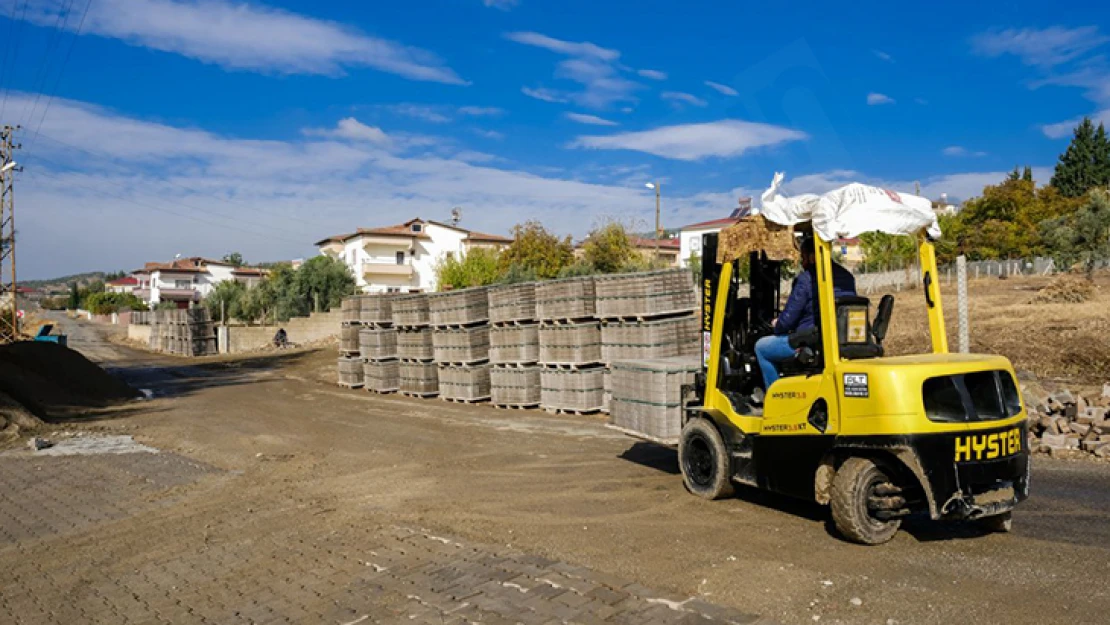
top-left (1, 0), bottom-right (1107, 278)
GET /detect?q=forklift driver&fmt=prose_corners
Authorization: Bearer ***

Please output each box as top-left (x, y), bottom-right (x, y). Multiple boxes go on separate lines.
top-left (754, 235), bottom-right (857, 391)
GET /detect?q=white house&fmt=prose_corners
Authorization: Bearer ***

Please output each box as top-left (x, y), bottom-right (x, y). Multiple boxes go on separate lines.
top-left (314, 218), bottom-right (512, 293)
top-left (129, 257), bottom-right (267, 308)
top-left (678, 216), bottom-right (746, 267)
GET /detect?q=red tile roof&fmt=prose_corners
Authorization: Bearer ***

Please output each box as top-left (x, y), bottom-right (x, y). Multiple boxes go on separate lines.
top-left (629, 236), bottom-right (680, 250)
top-left (315, 218), bottom-right (511, 246)
top-left (466, 231), bottom-right (512, 244)
top-left (232, 268), bottom-right (268, 276)
top-left (107, 276), bottom-right (139, 286)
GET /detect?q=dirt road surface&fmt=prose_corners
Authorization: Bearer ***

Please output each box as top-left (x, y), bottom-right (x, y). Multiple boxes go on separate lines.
top-left (3, 317), bottom-right (1109, 625)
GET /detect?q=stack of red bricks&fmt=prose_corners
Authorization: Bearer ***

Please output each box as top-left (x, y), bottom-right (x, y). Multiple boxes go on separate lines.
top-left (1027, 385), bottom-right (1110, 458)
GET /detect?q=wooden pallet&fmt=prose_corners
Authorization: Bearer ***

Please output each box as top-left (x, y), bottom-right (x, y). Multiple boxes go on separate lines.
top-left (340, 320), bottom-right (364, 326)
top-left (539, 317), bottom-right (597, 325)
top-left (490, 361), bottom-right (539, 368)
top-left (337, 381), bottom-right (364, 389)
top-left (338, 350), bottom-right (362, 358)
top-left (540, 362), bottom-right (606, 370)
top-left (431, 320), bottom-right (489, 329)
top-left (364, 387), bottom-right (399, 394)
top-left (437, 359), bottom-right (491, 366)
top-left (493, 402), bottom-right (540, 410)
top-left (598, 309), bottom-right (696, 323)
top-left (490, 319), bottom-right (540, 327)
top-left (543, 406), bottom-right (604, 416)
top-left (440, 395), bottom-right (491, 404)
top-left (604, 423), bottom-right (678, 448)
top-left (400, 390), bottom-right (438, 398)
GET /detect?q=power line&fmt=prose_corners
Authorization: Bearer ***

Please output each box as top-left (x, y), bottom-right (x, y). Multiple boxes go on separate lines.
top-left (20, 0), bottom-right (78, 129)
top-left (23, 0), bottom-right (91, 156)
top-left (31, 130), bottom-right (323, 228)
top-left (24, 160), bottom-right (310, 247)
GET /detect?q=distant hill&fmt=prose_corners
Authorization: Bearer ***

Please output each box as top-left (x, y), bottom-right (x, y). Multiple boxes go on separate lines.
top-left (21, 272), bottom-right (113, 293)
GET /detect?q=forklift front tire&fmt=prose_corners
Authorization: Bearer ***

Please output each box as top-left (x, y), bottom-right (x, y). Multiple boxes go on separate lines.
top-left (679, 418), bottom-right (734, 500)
top-left (830, 457), bottom-right (901, 545)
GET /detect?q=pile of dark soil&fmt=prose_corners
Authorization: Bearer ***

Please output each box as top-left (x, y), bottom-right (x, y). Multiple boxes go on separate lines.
top-left (0, 341), bottom-right (140, 419)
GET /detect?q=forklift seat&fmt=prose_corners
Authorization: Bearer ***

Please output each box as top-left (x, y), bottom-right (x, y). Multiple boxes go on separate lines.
top-left (786, 295), bottom-right (894, 363)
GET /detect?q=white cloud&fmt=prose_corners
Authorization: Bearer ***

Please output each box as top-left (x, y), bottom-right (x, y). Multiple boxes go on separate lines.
top-left (873, 49), bottom-right (894, 63)
top-left (564, 112), bottom-right (618, 126)
top-left (1042, 108), bottom-right (1110, 138)
top-left (505, 31), bottom-right (619, 61)
top-left (20, 0), bottom-right (466, 83)
top-left (386, 104), bottom-right (452, 123)
top-left (482, 0), bottom-right (519, 10)
top-left (569, 119), bottom-right (807, 161)
top-left (662, 91), bottom-right (708, 107)
top-left (458, 106), bottom-right (506, 117)
top-left (471, 128), bottom-right (505, 140)
top-left (971, 26), bottom-right (1108, 68)
top-left (942, 146), bottom-right (987, 157)
top-left (704, 81), bottom-right (738, 96)
top-left (867, 92), bottom-right (895, 105)
top-left (508, 31), bottom-right (641, 109)
top-left (303, 118), bottom-right (391, 144)
top-left (915, 97), bottom-right (929, 105)
top-left (637, 69), bottom-right (667, 80)
top-left (521, 86), bottom-right (568, 103)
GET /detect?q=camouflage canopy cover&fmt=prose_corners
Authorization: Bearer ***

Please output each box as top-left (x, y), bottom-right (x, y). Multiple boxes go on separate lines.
top-left (715, 214), bottom-right (797, 265)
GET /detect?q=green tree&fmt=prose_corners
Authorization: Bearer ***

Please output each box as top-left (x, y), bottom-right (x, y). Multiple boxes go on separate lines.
top-left (67, 282), bottom-right (79, 310)
top-left (206, 280), bottom-right (247, 322)
top-left (222, 252), bottom-right (245, 267)
top-left (1051, 117), bottom-right (1110, 197)
top-left (1040, 189), bottom-right (1110, 275)
top-left (498, 220), bottom-right (574, 279)
top-left (955, 177), bottom-right (1081, 259)
top-left (292, 255), bottom-right (356, 314)
top-left (84, 292), bottom-right (149, 315)
top-left (859, 232), bottom-right (918, 270)
top-left (581, 220), bottom-right (637, 274)
top-left (497, 263), bottom-right (537, 284)
top-left (1023, 165), bottom-right (1034, 183)
top-left (435, 248), bottom-right (502, 290)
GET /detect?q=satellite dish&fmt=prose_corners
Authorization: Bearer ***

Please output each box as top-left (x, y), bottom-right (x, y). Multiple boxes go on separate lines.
top-left (451, 206), bottom-right (462, 225)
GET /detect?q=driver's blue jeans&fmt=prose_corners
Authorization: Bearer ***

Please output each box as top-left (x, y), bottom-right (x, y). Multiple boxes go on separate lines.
top-left (755, 335), bottom-right (795, 390)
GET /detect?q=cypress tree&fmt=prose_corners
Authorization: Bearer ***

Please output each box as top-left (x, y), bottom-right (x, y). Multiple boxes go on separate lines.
top-left (1051, 117), bottom-right (1098, 197)
top-left (1094, 122), bottom-right (1110, 188)
top-left (1022, 166), bottom-right (1033, 183)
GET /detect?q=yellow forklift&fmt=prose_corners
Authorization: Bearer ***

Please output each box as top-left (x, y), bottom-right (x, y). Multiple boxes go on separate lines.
top-left (683, 221), bottom-right (1030, 544)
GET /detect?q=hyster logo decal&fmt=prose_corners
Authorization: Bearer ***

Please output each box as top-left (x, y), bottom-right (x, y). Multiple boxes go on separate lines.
top-left (954, 428), bottom-right (1022, 462)
top-left (703, 278), bottom-right (713, 332)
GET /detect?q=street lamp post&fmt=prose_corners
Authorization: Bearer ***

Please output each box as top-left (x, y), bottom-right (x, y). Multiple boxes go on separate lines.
top-left (645, 182), bottom-right (661, 262)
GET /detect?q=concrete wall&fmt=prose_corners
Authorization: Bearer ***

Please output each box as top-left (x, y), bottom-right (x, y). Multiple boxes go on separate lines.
top-left (221, 310), bottom-right (342, 354)
top-left (128, 323), bottom-right (151, 345)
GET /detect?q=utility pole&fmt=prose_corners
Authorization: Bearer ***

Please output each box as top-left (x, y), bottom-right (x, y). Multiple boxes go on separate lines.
top-left (646, 181), bottom-right (662, 264)
top-left (0, 125), bottom-right (21, 343)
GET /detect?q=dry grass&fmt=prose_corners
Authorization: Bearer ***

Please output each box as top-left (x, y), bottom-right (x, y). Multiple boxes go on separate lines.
top-left (876, 272), bottom-right (1110, 390)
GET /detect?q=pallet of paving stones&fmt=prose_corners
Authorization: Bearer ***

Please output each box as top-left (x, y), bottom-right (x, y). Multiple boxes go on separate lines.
top-left (337, 356), bottom-right (365, 389)
top-left (392, 293), bottom-right (430, 328)
top-left (594, 269), bottom-right (698, 321)
top-left (146, 309), bottom-right (218, 356)
top-left (363, 359), bottom-right (400, 393)
top-left (340, 296), bottom-right (362, 325)
top-left (490, 364), bottom-right (541, 407)
top-left (438, 363), bottom-right (491, 403)
top-left (359, 327), bottom-right (398, 361)
top-left (399, 360), bottom-right (439, 397)
top-left (601, 314), bottom-right (700, 362)
top-left (489, 324), bottom-right (539, 364)
top-left (339, 324), bottom-right (361, 356)
top-left (488, 282), bottom-right (537, 325)
top-left (608, 357), bottom-right (700, 441)
top-left (358, 294), bottom-right (394, 326)
top-left (396, 327), bottom-right (435, 361)
top-left (535, 276), bottom-right (596, 321)
top-left (432, 325), bottom-right (490, 364)
top-left (538, 321), bottom-right (601, 366)
top-left (540, 365), bottom-right (606, 414)
top-left (428, 286), bottom-right (489, 327)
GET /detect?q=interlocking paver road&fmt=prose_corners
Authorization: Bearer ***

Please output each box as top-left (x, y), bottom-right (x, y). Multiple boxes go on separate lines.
top-left (0, 450), bottom-right (771, 625)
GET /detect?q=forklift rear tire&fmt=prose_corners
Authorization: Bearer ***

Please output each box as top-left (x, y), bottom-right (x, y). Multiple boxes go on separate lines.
top-left (679, 418), bottom-right (734, 500)
top-left (830, 457), bottom-right (901, 545)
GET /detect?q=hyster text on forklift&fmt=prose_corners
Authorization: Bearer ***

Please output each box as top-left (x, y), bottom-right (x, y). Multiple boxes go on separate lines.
top-left (679, 174), bottom-right (1030, 545)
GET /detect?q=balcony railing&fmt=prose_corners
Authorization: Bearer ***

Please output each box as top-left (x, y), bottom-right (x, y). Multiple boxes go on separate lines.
top-left (362, 262), bottom-right (414, 277)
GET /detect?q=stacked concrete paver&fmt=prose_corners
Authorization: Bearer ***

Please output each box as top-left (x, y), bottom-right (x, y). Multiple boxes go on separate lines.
top-left (338, 294), bottom-right (394, 390)
top-left (391, 293), bottom-right (438, 397)
top-left (536, 277), bottom-right (605, 414)
top-left (146, 309), bottom-right (217, 357)
top-left (488, 282), bottom-right (541, 408)
top-left (609, 357), bottom-right (700, 444)
top-left (430, 287), bottom-right (490, 402)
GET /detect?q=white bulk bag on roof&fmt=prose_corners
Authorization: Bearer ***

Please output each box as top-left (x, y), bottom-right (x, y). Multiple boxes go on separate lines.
top-left (757, 172), bottom-right (942, 241)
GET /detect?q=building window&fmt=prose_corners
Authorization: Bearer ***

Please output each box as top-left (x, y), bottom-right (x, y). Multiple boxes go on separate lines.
top-left (411, 223), bottom-right (423, 233)
top-left (396, 251), bottom-right (405, 265)
top-left (445, 251), bottom-right (455, 261)
top-left (174, 280), bottom-right (190, 289)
